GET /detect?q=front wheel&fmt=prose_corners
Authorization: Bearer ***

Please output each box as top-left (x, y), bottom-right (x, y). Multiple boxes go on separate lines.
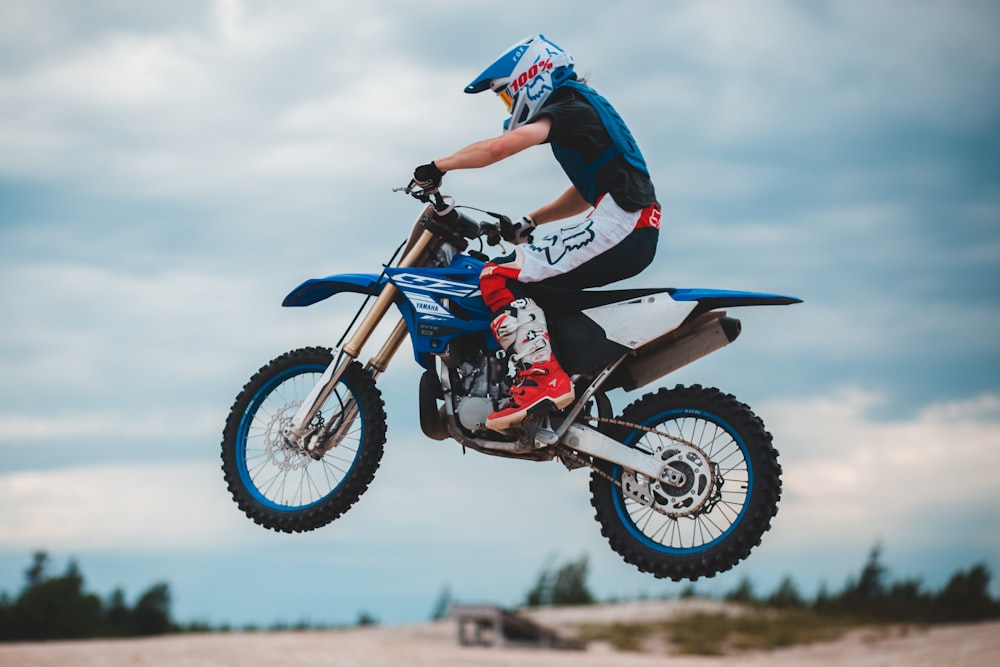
top-left (590, 384), bottom-right (781, 580)
top-left (221, 347), bottom-right (386, 533)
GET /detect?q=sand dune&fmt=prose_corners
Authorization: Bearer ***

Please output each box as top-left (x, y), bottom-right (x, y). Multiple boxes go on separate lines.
top-left (1, 601), bottom-right (997, 667)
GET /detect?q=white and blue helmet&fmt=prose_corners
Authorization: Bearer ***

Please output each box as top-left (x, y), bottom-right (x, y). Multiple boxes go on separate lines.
top-left (465, 34), bottom-right (576, 132)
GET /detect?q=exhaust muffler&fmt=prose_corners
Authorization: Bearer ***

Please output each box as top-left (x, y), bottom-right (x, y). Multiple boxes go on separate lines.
top-left (617, 312), bottom-right (742, 391)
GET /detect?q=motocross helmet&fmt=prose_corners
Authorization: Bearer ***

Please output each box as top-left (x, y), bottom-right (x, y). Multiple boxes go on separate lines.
top-left (465, 34), bottom-right (576, 132)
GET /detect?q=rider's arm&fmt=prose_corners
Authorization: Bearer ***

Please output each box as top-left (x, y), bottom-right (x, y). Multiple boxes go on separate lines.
top-left (530, 186), bottom-right (591, 225)
top-left (433, 118), bottom-right (552, 171)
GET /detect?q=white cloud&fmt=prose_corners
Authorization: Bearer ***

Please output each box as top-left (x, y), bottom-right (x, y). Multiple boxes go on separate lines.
top-left (0, 0), bottom-right (483, 207)
top-left (0, 262), bottom-right (270, 393)
top-left (214, 0), bottom-right (244, 44)
top-left (612, 0), bottom-right (1000, 161)
top-left (1, 390), bottom-right (996, 570)
top-left (761, 389), bottom-right (1000, 552)
top-left (0, 409), bottom-right (217, 444)
top-left (0, 461), bottom-right (249, 550)
top-left (0, 433), bottom-right (593, 558)
top-left (0, 255), bottom-right (377, 406)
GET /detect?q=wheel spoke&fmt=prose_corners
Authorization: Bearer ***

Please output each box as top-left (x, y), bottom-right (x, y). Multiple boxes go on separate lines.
top-left (589, 385), bottom-right (780, 579)
top-left (236, 368), bottom-right (367, 509)
top-left (223, 351), bottom-right (386, 533)
top-left (619, 412), bottom-right (752, 550)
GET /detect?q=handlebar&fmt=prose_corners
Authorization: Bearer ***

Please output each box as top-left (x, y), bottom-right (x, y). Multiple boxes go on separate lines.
top-left (394, 182), bottom-right (508, 250)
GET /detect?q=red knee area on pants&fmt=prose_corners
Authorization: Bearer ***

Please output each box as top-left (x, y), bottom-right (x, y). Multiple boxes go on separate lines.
top-left (480, 261), bottom-right (521, 312)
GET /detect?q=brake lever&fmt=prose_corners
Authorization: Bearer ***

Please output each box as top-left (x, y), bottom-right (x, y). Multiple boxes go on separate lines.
top-left (482, 210), bottom-right (515, 246)
top-left (479, 221), bottom-right (503, 247)
top-left (394, 181), bottom-right (437, 203)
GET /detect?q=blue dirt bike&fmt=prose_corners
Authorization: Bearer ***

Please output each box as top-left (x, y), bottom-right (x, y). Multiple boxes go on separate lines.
top-left (221, 185), bottom-right (800, 581)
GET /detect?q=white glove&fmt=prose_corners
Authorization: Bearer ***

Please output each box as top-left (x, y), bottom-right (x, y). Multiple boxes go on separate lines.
top-left (500, 215), bottom-right (536, 245)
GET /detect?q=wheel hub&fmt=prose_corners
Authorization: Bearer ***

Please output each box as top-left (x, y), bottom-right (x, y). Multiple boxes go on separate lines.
top-left (622, 442), bottom-right (716, 517)
top-left (267, 402), bottom-right (314, 471)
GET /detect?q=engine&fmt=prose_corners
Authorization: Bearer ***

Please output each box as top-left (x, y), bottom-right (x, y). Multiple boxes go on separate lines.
top-left (444, 336), bottom-right (511, 434)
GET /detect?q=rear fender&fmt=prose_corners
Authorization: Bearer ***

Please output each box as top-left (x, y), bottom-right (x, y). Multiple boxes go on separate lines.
top-left (670, 288), bottom-right (802, 317)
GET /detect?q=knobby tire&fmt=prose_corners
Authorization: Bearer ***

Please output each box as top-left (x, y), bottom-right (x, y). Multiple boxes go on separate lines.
top-left (589, 384), bottom-right (781, 580)
top-left (220, 347), bottom-right (386, 533)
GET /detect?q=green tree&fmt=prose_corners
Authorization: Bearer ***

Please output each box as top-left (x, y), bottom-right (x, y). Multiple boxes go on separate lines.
top-left (828, 543), bottom-right (890, 616)
top-left (104, 588), bottom-right (131, 636)
top-left (550, 555), bottom-right (595, 605)
top-left (0, 592), bottom-right (12, 641)
top-left (931, 563), bottom-right (1000, 623)
top-left (356, 610), bottom-right (378, 626)
top-left (430, 585), bottom-right (453, 621)
top-left (767, 576), bottom-right (804, 609)
top-left (25, 551), bottom-right (48, 588)
top-left (130, 582), bottom-right (174, 636)
top-left (724, 576), bottom-right (757, 605)
top-left (854, 544), bottom-right (888, 600)
top-left (878, 578), bottom-right (927, 622)
top-left (524, 555), bottom-right (595, 607)
top-left (525, 566), bottom-right (553, 607)
top-left (10, 557), bottom-right (103, 640)
top-left (0, 552), bottom-right (177, 642)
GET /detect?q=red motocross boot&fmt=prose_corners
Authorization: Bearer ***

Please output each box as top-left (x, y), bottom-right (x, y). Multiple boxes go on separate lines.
top-left (486, 357), bottom-right (576, 430)
top-left (485, 298), bottom-right (575, 430)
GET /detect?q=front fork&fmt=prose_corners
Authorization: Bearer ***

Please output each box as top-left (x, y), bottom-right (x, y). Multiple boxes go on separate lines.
top-left (286, 317), bottom-right (410, 456)
top-left (283, 215), bottom-right (438, 451)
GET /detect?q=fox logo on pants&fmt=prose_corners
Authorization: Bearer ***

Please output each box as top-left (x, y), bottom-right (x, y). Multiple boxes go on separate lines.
top-left (531, 219), bottom-right (596, 266)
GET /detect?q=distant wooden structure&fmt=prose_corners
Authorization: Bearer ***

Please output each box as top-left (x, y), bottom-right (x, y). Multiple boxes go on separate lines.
top-left (450, 604), bottom-right (583, 650)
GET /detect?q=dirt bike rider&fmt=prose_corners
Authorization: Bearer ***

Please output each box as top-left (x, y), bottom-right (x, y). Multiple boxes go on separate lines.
top-left (412, 34), bottom-right (661, 431)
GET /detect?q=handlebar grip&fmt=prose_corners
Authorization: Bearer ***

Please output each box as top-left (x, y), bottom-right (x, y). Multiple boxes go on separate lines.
top-left (480, 222), bottom-right (502, 246)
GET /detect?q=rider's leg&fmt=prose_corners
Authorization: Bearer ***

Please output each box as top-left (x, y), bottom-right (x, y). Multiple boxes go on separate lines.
top-left (484, 297), bottom-right (574, 430)
top-left (477, 197), bottom-right (660, 429)
top-left (480, 251), bottom-right (574, 430)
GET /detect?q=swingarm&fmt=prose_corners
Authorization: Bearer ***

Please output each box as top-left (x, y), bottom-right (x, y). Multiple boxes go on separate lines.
top-left (557, 422), bottom-right (684, 487)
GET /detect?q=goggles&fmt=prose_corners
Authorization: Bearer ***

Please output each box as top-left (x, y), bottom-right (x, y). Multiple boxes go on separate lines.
top-left (497, 89), bottom-right (514, 112)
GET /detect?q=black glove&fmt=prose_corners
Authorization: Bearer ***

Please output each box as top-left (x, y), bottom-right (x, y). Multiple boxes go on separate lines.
top-left (412, 162), bottom-right (445, 190)
top-left (500, 215), bottom-right (536, 245)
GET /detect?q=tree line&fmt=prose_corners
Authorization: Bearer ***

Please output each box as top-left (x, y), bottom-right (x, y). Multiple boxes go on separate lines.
top-left (0, 552), bottom-right (172, 641)
top-left (3, 545), bottom-right (998, 642)
top-left (517, 546), bottom-right (1000, 625)
top-left (732, 544), bottom-right (1000, 624)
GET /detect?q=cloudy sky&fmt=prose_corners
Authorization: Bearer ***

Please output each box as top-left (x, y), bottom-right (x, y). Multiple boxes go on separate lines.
top-left (1, 0), bottom-right (998, 626)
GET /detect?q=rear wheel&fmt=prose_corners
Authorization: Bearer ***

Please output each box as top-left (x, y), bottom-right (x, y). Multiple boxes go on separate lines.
top-left (590, 384), bottom-right (781, 580)
top-left (221, 347), bottom-right (386, 532)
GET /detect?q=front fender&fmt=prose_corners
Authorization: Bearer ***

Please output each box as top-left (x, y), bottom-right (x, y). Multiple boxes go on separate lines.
top-left (282, 273), bottom-right (387, 307)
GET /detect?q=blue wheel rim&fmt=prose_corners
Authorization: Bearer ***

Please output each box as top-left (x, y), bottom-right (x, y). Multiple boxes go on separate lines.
top-left (611, 407), bottom-right (753, 555)
top-left (235, 363), bottom-right (362, 512)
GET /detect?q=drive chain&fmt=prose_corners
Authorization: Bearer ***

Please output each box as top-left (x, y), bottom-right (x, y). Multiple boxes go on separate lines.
top-left (556, 415), bottom-right (701, 517)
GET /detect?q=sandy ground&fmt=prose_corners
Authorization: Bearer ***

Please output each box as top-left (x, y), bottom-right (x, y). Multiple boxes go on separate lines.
top-left (1, 601), bottom-right (998, 667)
